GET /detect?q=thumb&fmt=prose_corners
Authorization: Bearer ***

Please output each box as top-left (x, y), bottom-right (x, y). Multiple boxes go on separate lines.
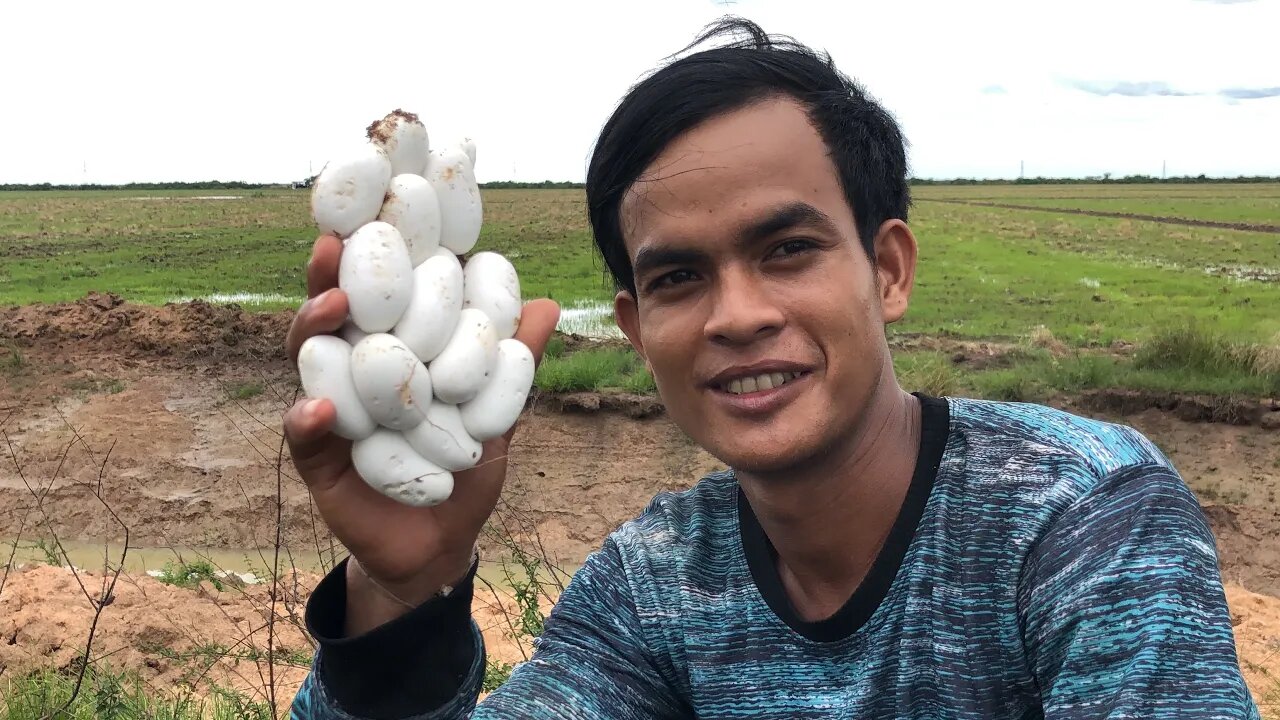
top-left (514, 299), bottom-right (561, 365)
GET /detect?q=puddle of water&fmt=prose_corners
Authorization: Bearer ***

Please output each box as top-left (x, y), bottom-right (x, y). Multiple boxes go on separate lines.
top-left (557, 301), bottom-right (623, 339)
top-left (1203, 265), bottom-right (1280, 283)
top-left (167, 292), bottom-right (302, 305)
top-left (4, 540), bottom-right (578, 589)
top-left (1078, 277), bottom-right (1101, 288)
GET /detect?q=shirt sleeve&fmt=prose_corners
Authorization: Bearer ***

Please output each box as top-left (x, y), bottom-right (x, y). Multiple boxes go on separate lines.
top-left (1018, 462), bottom-right (1260, 719)
top-left (291, 537), bottom-right (686, 719)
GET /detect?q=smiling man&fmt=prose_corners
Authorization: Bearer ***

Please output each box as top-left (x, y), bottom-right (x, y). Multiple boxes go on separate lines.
top-left (285, 19), bottom-right (1258, 720)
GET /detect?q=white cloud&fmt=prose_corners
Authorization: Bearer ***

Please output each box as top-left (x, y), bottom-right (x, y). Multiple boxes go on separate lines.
top-left (1, 0), bottom-right (1276, 183)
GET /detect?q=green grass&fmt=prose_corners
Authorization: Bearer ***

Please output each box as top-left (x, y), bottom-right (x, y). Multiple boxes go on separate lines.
top-left (534, 346), bottom-right (653, 393)
top-left (0, 665), bottom-right (273, 720)
top-left (2, 184), bottom-right (1275, 353)
top-left (226, 380), bottom-right (264, 401)
top-left (546, 324), bottom-right (1279, 400)
top-left (155, 559), bottom-right (225, 591)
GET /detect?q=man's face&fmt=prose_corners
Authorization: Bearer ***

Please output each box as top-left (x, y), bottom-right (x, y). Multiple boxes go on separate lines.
top-left (614, 97), bottom-right (911, 474)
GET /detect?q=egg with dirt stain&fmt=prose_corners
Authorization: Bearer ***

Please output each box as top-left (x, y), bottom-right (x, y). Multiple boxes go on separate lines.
top-left (393, 253), bottom-right (463, 362)
top-left (423, 146), bottom-right (483, 255)
top-left (403, 401), bottom-right (483, 471)
top-left (378, 173), bottom-right (442, 266)
top-left (350, 333), bottom-right (432, 430)
top-left (296, 335), bottom-right (377, 441)
top-left (463, 251), bottom-right (521, 340)
top-left (352, 429), bottom-right (454, 507)
top-left (429, 309), bottom-right (498, 404)
top-left (366, 109), bottom-right (430, 177)
top-left (311, 144), bottom-right (392, 238)
top-left (459, 338), bottom-right (534, 442)
top-left (340, 221), bottom-right (414, 333)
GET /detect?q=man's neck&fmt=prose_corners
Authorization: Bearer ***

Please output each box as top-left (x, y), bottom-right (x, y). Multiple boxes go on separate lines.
top-left (737, 373), bottom-right (923, 622)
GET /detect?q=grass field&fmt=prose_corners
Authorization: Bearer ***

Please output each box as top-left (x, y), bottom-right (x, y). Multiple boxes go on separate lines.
top-left (2, 184), bottom-right (1277, 398)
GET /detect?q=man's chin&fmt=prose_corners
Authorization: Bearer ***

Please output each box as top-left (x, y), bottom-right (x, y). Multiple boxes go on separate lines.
top-left (705, 438), bottom-right (818, 477)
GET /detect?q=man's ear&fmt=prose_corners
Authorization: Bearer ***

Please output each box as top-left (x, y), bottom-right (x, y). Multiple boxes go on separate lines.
top-left (873, 219), bottom-right (918, 324)
top-left (614, 289), bottom-right (649, 370)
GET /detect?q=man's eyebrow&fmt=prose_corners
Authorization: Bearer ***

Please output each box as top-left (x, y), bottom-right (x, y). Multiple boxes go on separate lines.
top-left (630, 202), bottom-right (839, 282)
top-left (632, 246), bottom-right (709, 283)
top-left (737, 202), bottom-right (839, 246)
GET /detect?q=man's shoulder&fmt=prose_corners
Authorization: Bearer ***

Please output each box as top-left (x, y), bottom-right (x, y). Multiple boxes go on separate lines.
top-left (610, 469), bottom-right (739, 552)
top-left (945, 395), bottom-right (1173, 479)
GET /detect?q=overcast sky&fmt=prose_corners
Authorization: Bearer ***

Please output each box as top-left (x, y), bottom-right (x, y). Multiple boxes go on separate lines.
top-left (3, 0), bottom-right (1277, 184)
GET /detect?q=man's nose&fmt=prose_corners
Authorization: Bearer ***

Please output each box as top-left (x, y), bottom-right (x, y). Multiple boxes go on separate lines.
top-left (703, 266), bottom-right (785, 346)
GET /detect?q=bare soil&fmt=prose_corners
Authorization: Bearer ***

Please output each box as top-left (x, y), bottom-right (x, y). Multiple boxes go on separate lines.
top-left (2, 296), bottom-right (1279, 710)
top-left (918, 198), bottom-right (1280, 234)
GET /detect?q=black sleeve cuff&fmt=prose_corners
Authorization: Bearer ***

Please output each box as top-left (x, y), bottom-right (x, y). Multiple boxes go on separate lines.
top-left (306, 557), bottom-right (483, 719)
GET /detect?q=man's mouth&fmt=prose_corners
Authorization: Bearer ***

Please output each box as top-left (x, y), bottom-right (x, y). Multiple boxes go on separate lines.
top-left (720, 371), bottom-right (803, 395)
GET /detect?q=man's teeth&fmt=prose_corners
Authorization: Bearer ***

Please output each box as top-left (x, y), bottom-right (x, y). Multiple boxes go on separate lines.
top-left (724, 372), bottom-right (800, 394)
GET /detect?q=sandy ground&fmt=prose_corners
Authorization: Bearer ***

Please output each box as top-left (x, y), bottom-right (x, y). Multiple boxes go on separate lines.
top-left (2, 295), bottom-right (1279, 713)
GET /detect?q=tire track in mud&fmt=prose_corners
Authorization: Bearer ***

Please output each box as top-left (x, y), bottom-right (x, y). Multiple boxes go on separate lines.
top-left (917, 197), bottom-right (1280, 233)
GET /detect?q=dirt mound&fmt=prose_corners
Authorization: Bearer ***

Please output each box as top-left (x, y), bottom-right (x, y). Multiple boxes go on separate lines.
top-left (1081, 388), bottom-right (1280, 428)
top-left (0, 292), bottom-right (292, 365)
top-left (918, 198), bottom-right (1280, 235)
top-left (1205, 504), bottom-right (1280, 597)
top-left (0, 563), bottom-right (315, 704)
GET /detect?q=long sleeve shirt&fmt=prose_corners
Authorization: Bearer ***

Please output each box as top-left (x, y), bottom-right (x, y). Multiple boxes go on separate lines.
top-left (291, 395), bottom-right (1260, 719)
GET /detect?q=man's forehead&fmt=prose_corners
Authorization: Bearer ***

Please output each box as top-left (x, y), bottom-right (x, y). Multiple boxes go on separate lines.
top-left (619, 99), bottom-right (841, 249)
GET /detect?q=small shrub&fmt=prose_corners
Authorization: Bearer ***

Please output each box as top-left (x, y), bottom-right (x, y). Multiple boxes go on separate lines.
top-left (1, 340), bottom-right (25, 373)
top-left (156, 559), bottom-right (225, 591)
top-left (483, 660), bottom-right (515, 693)
top-left (1135, 323), bottom-right (1241, 375)
top-left (621, 367), bottom-right (657, 394)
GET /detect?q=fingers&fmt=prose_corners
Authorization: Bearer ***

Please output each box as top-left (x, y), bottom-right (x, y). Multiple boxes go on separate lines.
top-left (283, 397), bottom-right (351, 492)
top-left (514, 299), bottom-right (561, 365)
top-left (286, 288), bottom-right (349, 363)
top-left (307, 235), bottom-right (343, 298)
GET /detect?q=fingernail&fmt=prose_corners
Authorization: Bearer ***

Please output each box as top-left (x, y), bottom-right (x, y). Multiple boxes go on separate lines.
top-left (303, 398), bottom-right (321, 420)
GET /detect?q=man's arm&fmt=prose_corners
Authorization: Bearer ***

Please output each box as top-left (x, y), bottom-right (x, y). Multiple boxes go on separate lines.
top-left (291, 537), bottom-right (686, 719)
top-left (1018, 462), bottom-right (1259, 719)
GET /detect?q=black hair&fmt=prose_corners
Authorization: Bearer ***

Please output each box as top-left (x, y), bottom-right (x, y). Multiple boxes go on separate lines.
top-left (586, 17), bottom-right (911, 296)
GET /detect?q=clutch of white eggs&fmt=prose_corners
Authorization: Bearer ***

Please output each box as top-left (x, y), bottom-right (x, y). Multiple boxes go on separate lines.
top-left (298, 110), bottom-right (534, 508)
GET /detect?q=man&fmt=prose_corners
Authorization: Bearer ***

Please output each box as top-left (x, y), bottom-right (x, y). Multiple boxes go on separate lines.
top-left (285, 19), bottom-right (1258, 719)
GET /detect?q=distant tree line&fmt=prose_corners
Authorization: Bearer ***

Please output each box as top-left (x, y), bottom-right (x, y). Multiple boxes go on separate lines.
top-left (478, 180), bottom-right (586, 189)
top-left (0, 181), bottom-right (281, 191)
top-left (908, 175), bottom-right (1280, 185)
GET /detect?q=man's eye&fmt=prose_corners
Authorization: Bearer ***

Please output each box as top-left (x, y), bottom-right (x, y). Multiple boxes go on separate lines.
top-left (650, 269), bottom-right (698, 291)
top-left (770, 239), bottom-right (816, 258)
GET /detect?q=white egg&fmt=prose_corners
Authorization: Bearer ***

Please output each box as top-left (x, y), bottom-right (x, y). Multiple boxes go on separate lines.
top-left (403, 401), bottom-right (483, 471)
top-left (423, 147), bottom-right (483, 254)
top-left (339, 319), bottom-right (368, 347)
top-left (392, 254), bottom-right (463, 362)
top-left (459, 137), bottom-right (477, 168)
top-left (432, 246), bottom-right (463, 272)
top-left (378, 174), bottom-right (442, 266)
top-left (459, 339), bottom-right (535, 442)
top-left (366, 109), bottom-right (430, 177)
top-left (340, 221), bottom-right (414, 333)
top-left (311, 144), bottom-right (392, 239)
top-left (296, 335), bottom-right (376, 440)
top-left (352, 429), bottom-right (454, 507)
top-left (463, 252), bottom-right (522, 340)
top-left (351, 334), bottom-right (432, 430)
top-left (429, 308), bottom-right (498, 404)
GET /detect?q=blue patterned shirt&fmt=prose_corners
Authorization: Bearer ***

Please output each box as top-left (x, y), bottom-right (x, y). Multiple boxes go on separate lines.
top-left (293, 396), bottom-right (1258, 719)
